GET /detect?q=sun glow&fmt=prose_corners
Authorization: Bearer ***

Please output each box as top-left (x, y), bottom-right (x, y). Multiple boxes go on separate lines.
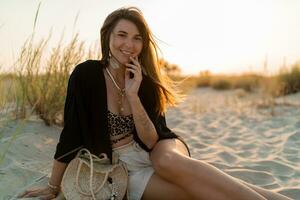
top-left (1, 0), bottom-right (300, 75)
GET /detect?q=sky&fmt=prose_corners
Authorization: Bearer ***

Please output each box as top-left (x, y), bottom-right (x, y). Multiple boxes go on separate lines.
top-left (1, 0), bottom-right (300, 75)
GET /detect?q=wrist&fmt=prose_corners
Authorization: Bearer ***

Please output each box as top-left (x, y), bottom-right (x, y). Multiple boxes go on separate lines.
top-left (127, 94), bottom-right (139, 103)
top-left (47, 181), bottom-right (60, 194)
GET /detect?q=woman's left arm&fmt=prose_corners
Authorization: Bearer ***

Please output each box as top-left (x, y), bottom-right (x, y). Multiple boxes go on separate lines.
top-left (128, 95), bottom-right (159, 149)
top-left (125, 56), bottom-right (159, 149)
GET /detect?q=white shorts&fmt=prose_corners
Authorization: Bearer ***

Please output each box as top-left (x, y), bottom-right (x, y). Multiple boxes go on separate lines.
top-left (113, 141), bottom-right (154, 200)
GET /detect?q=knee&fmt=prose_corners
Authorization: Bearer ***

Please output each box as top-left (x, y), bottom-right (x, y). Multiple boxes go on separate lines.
top-left (150, 147), bottom-right (178, 174)
top-left (151, 151), bottom-right (171, 172)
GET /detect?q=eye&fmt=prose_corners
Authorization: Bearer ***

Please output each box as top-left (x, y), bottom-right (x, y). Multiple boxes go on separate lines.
top-left (117, 33), bottom-right (126, 37)
top-left (134, 36), bottom-right (142, 41)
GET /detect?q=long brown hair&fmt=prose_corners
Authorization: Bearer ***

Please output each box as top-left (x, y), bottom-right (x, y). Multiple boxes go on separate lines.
top-left (100, 7), bottom-right (183, 115)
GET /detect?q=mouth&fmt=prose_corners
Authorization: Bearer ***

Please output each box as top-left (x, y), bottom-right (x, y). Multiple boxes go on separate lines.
top-left (120, 49), bottom-right (133, 56)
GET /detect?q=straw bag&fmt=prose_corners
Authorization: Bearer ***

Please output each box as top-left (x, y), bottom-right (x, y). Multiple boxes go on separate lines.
top-left (61, 148), bottom-right (128, 200)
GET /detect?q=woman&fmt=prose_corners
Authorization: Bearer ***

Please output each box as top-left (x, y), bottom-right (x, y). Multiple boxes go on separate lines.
top-left (19, 7), bottom-right (291, 200)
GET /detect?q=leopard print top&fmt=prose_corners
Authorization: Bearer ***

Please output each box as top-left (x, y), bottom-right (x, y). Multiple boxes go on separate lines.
top-left (107, 110), bottom-right (135, 144)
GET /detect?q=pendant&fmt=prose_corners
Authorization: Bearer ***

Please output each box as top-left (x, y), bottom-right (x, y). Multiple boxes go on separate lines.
top-left (119, 91), bottom-right (125, 113)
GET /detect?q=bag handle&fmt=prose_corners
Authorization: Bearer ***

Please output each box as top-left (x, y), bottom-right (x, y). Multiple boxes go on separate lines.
top-left (75, 148), bottom-right (109, 199)
top-left (56, 145), bottom-right (83, 161)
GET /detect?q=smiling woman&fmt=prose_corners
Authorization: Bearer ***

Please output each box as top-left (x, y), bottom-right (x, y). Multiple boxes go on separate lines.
top-left (17, 6), bottom-right (292, 200)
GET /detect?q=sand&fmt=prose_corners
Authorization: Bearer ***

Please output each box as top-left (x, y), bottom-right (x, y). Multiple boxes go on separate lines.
top-left (0, 88), bottom-right (299, 199)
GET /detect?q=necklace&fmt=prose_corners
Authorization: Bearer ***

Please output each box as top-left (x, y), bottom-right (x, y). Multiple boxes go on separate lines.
top-left (105, 67), bottom-right (125, 113)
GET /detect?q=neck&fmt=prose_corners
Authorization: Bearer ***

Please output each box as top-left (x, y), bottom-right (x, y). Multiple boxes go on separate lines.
top-left (109, 55), bottom-right (126, 78)
top-left (107, 65), bottom-right (125, 87)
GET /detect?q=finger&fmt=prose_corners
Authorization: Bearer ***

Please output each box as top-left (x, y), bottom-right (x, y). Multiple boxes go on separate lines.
top-left (129, 57), bottom-right (143, 73)
top-left (126, 67), bottom-right (142, 76)
top-left (39, 193), bottom-right (56, 200)
top-left (23, 189), bottom-right (47, 198)
top-left (125, 64), bottom-right (141, 73)
top-left (126, 68), bottom-right (135, 76)
top-left (129, 56), bottom-right (138, 63)
top-left (129, 56), bottom-right (141, 68)
top-left (18, 188), bottom-right (39, 197)
top-left (125, 63), bottom-right (136, 68)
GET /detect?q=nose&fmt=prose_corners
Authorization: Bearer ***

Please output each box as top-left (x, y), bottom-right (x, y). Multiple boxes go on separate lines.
top-left (124, 38), bottom-right (134, 49)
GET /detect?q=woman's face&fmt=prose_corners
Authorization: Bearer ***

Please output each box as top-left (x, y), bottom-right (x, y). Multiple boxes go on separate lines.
top-left (109, 19), bottom-right (143, 65)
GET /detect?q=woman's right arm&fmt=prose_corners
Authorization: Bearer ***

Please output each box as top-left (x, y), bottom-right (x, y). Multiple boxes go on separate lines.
top-left (18, 160), bottom-right (67, 199)
top-left (48, 160), bottom-right (68, 191)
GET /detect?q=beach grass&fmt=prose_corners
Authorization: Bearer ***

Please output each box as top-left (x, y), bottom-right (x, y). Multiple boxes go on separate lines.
top-left (1, 56), bottom-right (300, 126)
top-left (195, 66), bottom-right (300, 96)
top-left (0, 73), bottom-right (17, 110)
top-left (278, 62), bottom-right (300, 95)
top-left (0, 4), bottom-right (299, 126)
top-left (15, 34), bottom-right (83, 125)
top-left (196, 72), bottom-right (263, 92)
top-left (7, 30), bottom-right (100, 126)
top-left (1, 1), bottom-right (299, 126)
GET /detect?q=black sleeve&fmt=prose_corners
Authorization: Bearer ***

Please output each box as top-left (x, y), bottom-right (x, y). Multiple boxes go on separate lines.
top-left (137, 77), bottom-right (179, 149)
top-left (140, 76), bottom-right (190, 155)
top-left (154, 113), bottom-right (177, 140)
top-left (153, 105), bottom-right (191, 156)
top-left (54, 66), bottom-right (84, 163)
top-left (145, 77), bottom-right (176, 139)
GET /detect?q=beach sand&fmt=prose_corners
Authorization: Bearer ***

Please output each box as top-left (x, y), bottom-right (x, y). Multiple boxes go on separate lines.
top-left (1, 88), bottom-right (300, 199)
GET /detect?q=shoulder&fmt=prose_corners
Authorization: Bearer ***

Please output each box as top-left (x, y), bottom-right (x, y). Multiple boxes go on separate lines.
top-left (69, 60), bottom-right (104, 82)
top-left (72, 60), bottom-right (102, 77)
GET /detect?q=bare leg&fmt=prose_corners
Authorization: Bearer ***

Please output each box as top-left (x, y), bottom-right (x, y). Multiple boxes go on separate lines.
top-left (234, 178), bottom-right (292, 200)
top-left (150, 139), bottom-right (269, 200)
top-left (142, 173), bottom-right (191, 200)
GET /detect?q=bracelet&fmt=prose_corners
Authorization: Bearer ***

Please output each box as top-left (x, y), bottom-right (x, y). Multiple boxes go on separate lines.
top-left (47, 181), bottom-right (60, 191)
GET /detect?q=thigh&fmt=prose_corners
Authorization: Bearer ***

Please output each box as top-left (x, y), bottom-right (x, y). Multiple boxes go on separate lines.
top-left (150, 139), bottom-right (193, 184)
top-left (152, 138), bottom-right (190, 157)
top-left (175, 138), bottom-right (190, 156)
top-left (142, 173), bottom-right (190, 200)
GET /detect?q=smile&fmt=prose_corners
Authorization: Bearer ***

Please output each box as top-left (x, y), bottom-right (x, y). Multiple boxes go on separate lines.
top-left (120, 50), bottom-right (133, 56)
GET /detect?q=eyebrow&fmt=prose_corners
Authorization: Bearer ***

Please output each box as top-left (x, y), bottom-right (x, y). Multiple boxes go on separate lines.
top-left (116, 30), bottom-right (142, 37)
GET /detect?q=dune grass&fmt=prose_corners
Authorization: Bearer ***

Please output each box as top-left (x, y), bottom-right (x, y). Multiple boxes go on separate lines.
top-left (0, 72), bottom-right (28, 165)
top-left (0, 0), bottom-right (299, 126)
top-left (195, 66), bottom-right (300, 96)
top-left (13, 33), bottom-right (101, 126)
top-left (278, 63), bottom-right (300, 95)
top-left (0, 1), bottom-right (98, 127)
top-left (0, 72), bottom-right (22, 123)
top-left (196, 72), bottom-right (263, 92)
top-left (2, 42), bottom-right (299, 126)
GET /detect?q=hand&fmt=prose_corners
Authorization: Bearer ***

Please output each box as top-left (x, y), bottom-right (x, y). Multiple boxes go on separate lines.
top-left (125, 56), bottom-right (143, 100)
top-left (17, 186), bottom-right (59, 200)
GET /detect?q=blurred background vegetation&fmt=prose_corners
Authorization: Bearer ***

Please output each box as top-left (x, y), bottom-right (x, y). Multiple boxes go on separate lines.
top-left (1, 32), bottom-right (299, 126)
top-left (1, 3), bottom-right (299, 127)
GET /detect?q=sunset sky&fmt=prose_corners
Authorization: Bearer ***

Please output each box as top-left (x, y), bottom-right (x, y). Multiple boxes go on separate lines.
top-left (1, 0), bottom-right (300, 75)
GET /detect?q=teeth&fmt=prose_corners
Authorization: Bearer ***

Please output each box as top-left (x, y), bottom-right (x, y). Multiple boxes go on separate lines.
top-left (121, 50), bottom-right (132, 55)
